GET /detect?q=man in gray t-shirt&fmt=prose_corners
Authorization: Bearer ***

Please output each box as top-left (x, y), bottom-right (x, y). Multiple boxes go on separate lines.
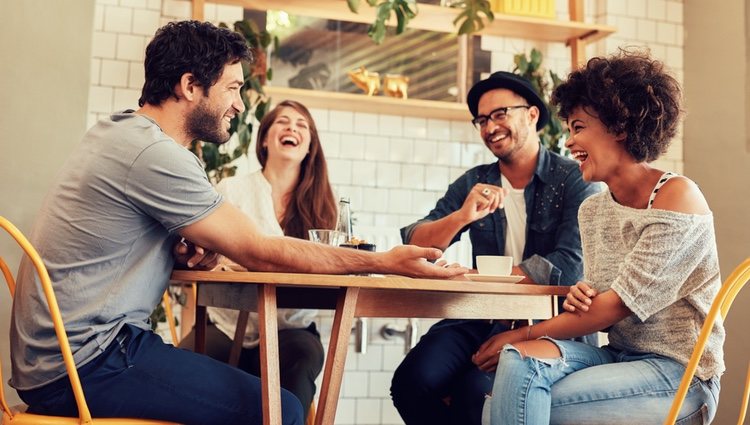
top-left (10, 21), bottom-right (465, 425)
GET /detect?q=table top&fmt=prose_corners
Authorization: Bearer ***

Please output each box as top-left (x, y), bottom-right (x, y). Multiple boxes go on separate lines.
top-left (170, 270), bottom-right (569, 296)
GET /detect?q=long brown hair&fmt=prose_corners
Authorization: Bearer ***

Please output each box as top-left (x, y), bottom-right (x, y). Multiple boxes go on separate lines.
top-left (255, 100), bottom-right (337, 239)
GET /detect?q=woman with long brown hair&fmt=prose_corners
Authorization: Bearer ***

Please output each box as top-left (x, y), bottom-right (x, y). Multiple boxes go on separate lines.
top-left (180, 100), bottom-right (336, 420)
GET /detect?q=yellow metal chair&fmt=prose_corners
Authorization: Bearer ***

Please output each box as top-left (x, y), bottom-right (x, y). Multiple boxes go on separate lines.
top-left (0, 216), bottom-right (180, 425)
top-left (161, 291), bottom-right (180, 346)
top-left (664, 257), bottom-right (750, 425)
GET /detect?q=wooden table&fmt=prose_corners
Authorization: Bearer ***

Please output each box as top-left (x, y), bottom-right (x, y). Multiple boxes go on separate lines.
top-left (170, 270), bottom-right (568, 425)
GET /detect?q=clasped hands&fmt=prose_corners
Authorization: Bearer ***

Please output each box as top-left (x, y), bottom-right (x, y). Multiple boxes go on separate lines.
top-left (173, 238), bottom-right (220, 270)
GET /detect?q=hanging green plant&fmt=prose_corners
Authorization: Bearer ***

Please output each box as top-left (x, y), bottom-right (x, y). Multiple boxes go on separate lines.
top-left (512, 48), bottom-right (567, 154)
top-left (347, 0), bottom-right (494, 44)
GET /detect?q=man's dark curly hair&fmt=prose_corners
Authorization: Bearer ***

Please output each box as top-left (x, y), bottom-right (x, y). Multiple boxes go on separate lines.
top-left (551, 49), bottom-right (683, 162)
top-left (138, 20), bottom-right (252, 107)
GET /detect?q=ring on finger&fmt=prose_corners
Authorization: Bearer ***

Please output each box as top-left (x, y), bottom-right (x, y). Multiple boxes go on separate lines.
top-left (481, 188), bottom-right (491, 197)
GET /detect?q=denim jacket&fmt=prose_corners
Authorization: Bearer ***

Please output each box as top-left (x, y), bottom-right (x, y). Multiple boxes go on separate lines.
top-left (402, 144), bottom-right (601, 287)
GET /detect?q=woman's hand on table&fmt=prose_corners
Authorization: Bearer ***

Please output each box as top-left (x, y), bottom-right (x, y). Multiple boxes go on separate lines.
top-left (173, 238), bottom-right (220, 270)
top-left (563, 281), bottom-right (598, 313)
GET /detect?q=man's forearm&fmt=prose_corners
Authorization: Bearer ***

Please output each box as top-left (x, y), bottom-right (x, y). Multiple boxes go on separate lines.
top-left (409, 212), bottom-right (470, 249)
top-left (234, 234), bottom-right (383, 274)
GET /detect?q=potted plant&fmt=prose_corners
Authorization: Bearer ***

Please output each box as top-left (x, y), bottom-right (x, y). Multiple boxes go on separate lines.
top-left (512, 48), bottom-right (566, 154)
top-left (347, 0), bottom-right (494, 44)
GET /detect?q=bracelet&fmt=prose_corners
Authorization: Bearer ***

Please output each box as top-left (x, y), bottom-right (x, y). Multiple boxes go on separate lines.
top-left (526, 324), bottom-right (533, 341)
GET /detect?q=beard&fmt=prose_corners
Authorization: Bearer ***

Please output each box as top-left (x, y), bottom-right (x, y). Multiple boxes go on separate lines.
top-left (485, 121), bottom-right (531, 162)
top-left (186, 98), bottom-right (231, 145)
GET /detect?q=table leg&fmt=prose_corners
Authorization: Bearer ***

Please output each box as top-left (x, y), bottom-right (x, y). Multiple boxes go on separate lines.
top-left (258, 284), bottom-right (281, 425)
top-left (228, 311), bottom-right (250, 366)
top-left (315, 287), bottom-right (360, 425)
top-left (195, 303), bottom-right (207, 354)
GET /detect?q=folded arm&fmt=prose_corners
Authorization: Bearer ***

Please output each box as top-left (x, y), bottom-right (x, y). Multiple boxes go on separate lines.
top-left (472, 289), bottom-right (631, 371)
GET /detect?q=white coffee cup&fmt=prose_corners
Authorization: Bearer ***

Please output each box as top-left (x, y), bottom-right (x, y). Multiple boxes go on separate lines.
top-left (475, 255), bottom-right (513, 276)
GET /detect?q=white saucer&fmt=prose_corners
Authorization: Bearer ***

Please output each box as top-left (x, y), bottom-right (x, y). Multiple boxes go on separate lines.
top-left (464, 274), bottom-right (524, 283)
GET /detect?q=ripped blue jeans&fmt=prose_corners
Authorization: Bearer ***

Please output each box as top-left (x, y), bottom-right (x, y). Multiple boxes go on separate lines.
top-left (482, 339), bottom-right (720, 425)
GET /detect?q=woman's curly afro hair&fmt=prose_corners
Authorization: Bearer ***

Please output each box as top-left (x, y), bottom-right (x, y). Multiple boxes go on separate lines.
top-left (551, 49), bottom-right (683, 162)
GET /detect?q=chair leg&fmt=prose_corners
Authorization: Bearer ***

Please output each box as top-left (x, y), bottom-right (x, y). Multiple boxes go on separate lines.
top-left (738, 360), bottom-right (750, 425)
top-left (306, 400), bottom-right (316, 425)
top-left (162, 291), bottom-right (179, 345)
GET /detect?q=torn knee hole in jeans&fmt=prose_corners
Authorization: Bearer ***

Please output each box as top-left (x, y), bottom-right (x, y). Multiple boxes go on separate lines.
top-left (500, 343), bottom-right (567, 374)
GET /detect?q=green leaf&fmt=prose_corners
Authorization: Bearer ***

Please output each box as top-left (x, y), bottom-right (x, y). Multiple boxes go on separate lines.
top-left (259, 31), bottom-right (271, 48)
top-left (457, 18), bottom-right (474, 35)
top-left (401, 0), bottom-right (417, 18)
top-left (347, 0), bottom-right (360, 13)
top-left (368, 21), bottom-right (387, 44)
top-left (255, 101), bottom-right (269, 121)
top-left (530, 48), bottom-right (542, 69)
top-left (376, 3), bottom-right (391, 21)
top-left (266, 68), bottom-right (273, 81)
top-left (395, 8), bottom-right (406, 34)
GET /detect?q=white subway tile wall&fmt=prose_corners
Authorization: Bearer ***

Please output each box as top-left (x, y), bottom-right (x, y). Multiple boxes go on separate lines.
top-left (90, 1), bottom-right (685, 423)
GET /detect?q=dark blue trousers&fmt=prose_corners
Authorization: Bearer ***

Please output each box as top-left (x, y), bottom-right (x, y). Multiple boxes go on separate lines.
top-left (390, 319), bottom-right (510, 425)
top-left (19, 324), bottom-right (303, 425)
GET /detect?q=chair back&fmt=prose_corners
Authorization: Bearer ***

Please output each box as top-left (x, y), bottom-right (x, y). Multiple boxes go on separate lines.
top-left (664, 257), bottom-right (750, 425)
top-left (0, 216), bottom-right (179, 425)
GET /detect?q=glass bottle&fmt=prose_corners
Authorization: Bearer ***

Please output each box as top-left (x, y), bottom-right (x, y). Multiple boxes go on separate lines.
top-left (336, 197), bottom-right (353, 244)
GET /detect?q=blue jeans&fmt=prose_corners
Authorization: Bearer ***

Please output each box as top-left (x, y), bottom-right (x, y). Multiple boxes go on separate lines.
top-left (482, 339), bottom-right (720, 425)
top-left (390, 319), bottom-right (511, 425)
top-left (19, 324), bottom-right (303, 425)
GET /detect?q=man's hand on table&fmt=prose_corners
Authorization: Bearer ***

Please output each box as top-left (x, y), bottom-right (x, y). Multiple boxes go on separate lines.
top-left (173, 238), bottom-right (220, 270)
top-left (382, 245), bottom-right (468, 279)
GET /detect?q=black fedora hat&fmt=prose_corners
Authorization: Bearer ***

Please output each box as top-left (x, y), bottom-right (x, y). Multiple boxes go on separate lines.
top-left (467, 71), bottom-right (549, 131)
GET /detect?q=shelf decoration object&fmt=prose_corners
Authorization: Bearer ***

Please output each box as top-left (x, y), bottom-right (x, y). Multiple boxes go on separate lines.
top-left (383, 74), bottom-right (409, 99)
top-left (493, 0), bottom-right (555, 19)
top-left (348, 66), bottom-right (381, 96)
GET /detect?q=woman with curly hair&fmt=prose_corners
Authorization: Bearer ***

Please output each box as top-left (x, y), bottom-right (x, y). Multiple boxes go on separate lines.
top-left (477, 50), bottom-right (724, 424)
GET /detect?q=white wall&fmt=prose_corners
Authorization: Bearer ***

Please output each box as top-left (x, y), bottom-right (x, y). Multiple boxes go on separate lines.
top-left (0, 0), bottom-right (95, 407)
top-left (684, 1), bottom-right (750, 423)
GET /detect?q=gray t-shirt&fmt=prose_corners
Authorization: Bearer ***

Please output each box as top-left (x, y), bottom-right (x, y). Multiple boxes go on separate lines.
top-left (579, 191), bottom-right (725, 380)
top-left (10, 111), bottom-right (222, 390)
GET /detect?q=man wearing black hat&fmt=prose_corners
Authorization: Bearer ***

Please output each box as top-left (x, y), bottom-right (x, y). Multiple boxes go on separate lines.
top-left (390, 71), bottom-right (600, 425)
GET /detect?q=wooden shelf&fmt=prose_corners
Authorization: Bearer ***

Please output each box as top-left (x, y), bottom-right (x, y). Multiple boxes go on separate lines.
top-left (265, 86), bottom-right (471, 121)
top-left (198, 0), bottom-right (615, 44)
top-left (192, 0), bottom-right (616, 119)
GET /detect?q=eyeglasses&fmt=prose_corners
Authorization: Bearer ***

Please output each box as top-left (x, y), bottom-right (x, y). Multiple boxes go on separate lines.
top-left (471, 105), bottom-right (530, 130)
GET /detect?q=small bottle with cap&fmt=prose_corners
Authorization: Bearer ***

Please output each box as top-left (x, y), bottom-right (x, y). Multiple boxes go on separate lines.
top-left (335, 197), bottom-right (353, 244)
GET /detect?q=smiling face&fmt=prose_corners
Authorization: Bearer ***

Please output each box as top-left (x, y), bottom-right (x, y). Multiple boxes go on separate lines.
top-left (476, 88), bottom-right (537, 162)
top-left (262, 106), bottom-right (312, 166)
top-left (185, 62), bottom-right (245, 145)
top-left (565, 106), bottom-right (629, 183)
